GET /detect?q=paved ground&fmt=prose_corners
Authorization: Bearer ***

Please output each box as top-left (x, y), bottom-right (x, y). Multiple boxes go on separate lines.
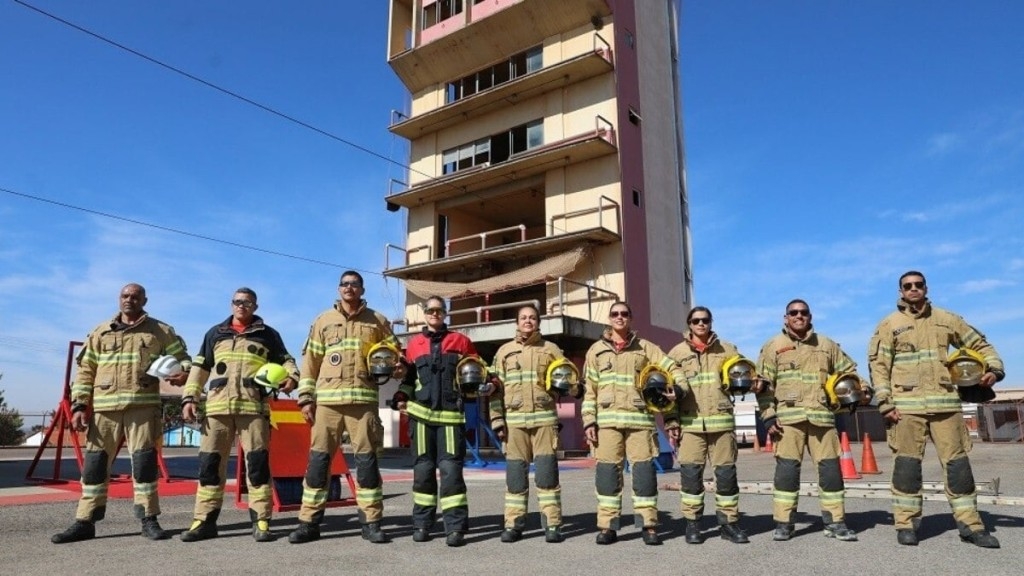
top-left (1, 441), bottom-right (1022, 576)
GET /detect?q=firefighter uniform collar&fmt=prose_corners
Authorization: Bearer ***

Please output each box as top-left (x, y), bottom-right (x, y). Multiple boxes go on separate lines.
top-left (685, 330), bottom-right (718, 353)
top-left (109, 312), bottom-right (149, 331)
top-left (334, 299), bottom-right (368, 319)
top-left (515, 330), bottom-right (542, 345)
top-left (601, 328), bottom-right (638, 350)
top-left (423, 324), bottom-right (449, 340)
top-left (897, 297), bottom-right (931, 318)
top-left (215, 314), bottom-right (266, 334)
top-left (782, 325), bottom-right (816, 344)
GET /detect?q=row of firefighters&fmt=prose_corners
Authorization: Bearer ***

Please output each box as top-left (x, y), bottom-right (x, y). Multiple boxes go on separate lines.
top-left (50, 294), bottom-right (1002, 548)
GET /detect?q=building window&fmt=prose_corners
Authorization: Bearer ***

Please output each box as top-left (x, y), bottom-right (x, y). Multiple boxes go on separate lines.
top-left (445, 45), bottom-right (543, 104)
top-left (633, 189), bottom-right (642, 207)
top-left (441, 119), bottom-right (543, 175)
top-left (628, 107), bottom-right (642, 126)
top-left (423, 0), bottom-right (465, 30)
top-left (625, 30), bottom-right (635, 48)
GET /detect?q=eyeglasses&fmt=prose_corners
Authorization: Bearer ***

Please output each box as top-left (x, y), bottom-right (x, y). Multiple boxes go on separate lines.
top-left (689, 317), bottom-right (711, 325)
top-left (424, 307), bottom-right (446, 316)
top-left (340, 281), bottom-right (363, 288)
top-left (786, 309), bottom-right (810, 317)
top-left (901, 281), bottom-right (926, 290)
top-left (231, 299), bottom-right (255, 308)
top-left (609, 310), bottom-right (631, 318)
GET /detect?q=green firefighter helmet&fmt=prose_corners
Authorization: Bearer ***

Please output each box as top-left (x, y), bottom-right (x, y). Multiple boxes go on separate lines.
top-left (545, 358), bottom-right (580, 397)
top-left (720, 355), bottom-right (757, 397)
top-left (456, 356), bottom-right (488, 395)
top-left (824, 373), bottom-right (866, 412)
top-left (366, 342), bottom-right (402, 385)
top-left (253, 363), bottom-right (289, 391)
top-left (947, 348), bottom-right (987, 388)
top-left (637, 365), bottom-right (676, 413)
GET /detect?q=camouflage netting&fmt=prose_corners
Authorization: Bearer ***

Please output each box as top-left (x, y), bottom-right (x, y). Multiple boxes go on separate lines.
top-left (403, 246), bottom-right (588, 300)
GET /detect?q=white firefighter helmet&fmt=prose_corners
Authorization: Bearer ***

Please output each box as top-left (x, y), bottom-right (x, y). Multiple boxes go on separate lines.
top-left (253, 363), bottom-right (289, 391)
top-left (366, 342), bottom-right (401, 385)
top-left (146, 355), bottom-right (183, 379)
top-left (947, 348), bottom-right (987, 387)
top-left (456, 356), bottom-right (488, 395)
top-left (720, 355), bottom-right (757, 397)
top-left (545, 358), bottom-right (580, 397)
top-left (824, 373), bottom-right (866, 412)
top-left (637, 365), bottom-right (676, 413)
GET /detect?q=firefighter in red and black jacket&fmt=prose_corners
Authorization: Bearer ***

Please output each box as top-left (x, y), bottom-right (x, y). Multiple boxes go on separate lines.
top-left (393, 296), bottom-right (479, 548)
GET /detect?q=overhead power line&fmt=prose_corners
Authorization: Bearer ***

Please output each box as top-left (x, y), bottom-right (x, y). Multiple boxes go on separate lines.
top-left (0, 186), bottom-right (378, 275)
top-left (11, 0), bottom-right (417, 177)
top-left (11, 0), bottom-right (577, 231)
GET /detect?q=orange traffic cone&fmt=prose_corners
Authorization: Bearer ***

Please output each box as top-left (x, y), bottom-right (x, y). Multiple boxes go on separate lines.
top-left (860, 432), bottom-right (881, 475)
top-left (839, 431), bottom-right (861, 480)
top-left (752, 432), bottom-right (760, 452)
top-left (763, 432), bottom-right (774, 453)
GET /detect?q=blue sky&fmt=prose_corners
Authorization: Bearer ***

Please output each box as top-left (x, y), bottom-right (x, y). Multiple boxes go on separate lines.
top-left (1, 1), bottom-right (1022, 419)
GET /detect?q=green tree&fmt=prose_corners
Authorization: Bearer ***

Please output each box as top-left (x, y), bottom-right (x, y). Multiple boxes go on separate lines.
top-left (0, 389), bottom-right (26, 446)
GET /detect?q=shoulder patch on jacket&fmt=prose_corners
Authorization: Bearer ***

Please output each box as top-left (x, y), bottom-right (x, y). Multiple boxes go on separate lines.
top-left (892, 326), bottom-right (913, 337)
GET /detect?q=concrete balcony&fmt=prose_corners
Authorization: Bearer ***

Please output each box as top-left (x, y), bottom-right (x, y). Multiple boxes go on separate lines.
top-left (389, 0), bottom-right (612, 94)
top-left (388, 119), bottom-right (617, 209)
top-left (384, 226), bottom-right (618, 280)
top-left (390, 40), bottom-right (613, 139)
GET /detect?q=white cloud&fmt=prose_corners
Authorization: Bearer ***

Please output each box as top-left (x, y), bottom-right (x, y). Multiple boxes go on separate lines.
top-left (926, 132), bottom-right (961, 157)
top-left (956, 278), bottom-right (1015, 295)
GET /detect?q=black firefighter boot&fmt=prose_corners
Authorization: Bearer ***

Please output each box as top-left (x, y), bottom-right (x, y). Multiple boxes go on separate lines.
top-left (140, 516), bottom-right (169, 540)
top-left (361, 522), bottom-right (390, 544)
top-left (51, 520), bottom-right (96, 544)
top-left (288, 521), bottom-right (321, 544)
top-left (181, 509), bottom-right (220, 542)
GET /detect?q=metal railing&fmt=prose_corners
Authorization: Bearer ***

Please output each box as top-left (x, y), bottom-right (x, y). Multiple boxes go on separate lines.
top-left (387, 178), bottom-right (408, 196)
top-left (593, 31), bottom-right (612, 60)
top-left (549, 277), bottom-right (619, 322)
top-left (384, 243), bottom-right (431, 270)
top-left (402, 299), bottom-right (541, 331)
top-left (549, 194), bottom-right (620, 236)
top-left (446, 224), bottom-right (527, 254)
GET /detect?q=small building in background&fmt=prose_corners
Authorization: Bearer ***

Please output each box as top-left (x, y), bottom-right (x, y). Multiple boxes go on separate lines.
top-left (163, 424), bottom-right (201, 448)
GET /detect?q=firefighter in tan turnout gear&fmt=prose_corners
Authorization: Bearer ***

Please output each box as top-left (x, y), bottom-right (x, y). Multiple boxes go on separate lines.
top-left (289, 271), bottom-right (401, 544)
top-left (757, 299), bottom-right (860, 542)
top-left (666, 306), bottom-right (750, 545)
top-left (868, 271), bottom-right (1003, 548)
top-left (52, 283), bottom-right (191, 544)
top-left (179, 287), bottom-right (299, 543)
top-left (582, 301), bottom-right (684, 546)
top-left (490, 304), bottom-right (581, 544)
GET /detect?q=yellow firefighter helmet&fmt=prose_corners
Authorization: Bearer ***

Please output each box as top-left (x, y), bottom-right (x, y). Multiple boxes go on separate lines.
top-left (457, 356), bottom-right (488, 395)
top-left (824, 373), bottom-right (866, 412)
top-left (253, 363), bottom-right (289, 391)
top-left (545, 358), bottom-right (580, 397)
top-left (720, 355), bottom-right (757, 397)
top-left (366, 342), bottom-right (402, 385)
top-left (637, 365), bottom-right (676, 413)
top-left (947, 348), bottom-right (987, 388)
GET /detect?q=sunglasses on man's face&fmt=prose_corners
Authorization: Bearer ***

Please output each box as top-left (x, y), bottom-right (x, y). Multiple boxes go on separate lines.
top-left (424, 307), bottom-right (446, 316)
top-left (609, 310), bottom-right (630, 319)
top-left (231, 300), bottom-right (255, 309)
top-left (340, 281), bottom-right (363, 288)
top-left (689, 317), bottom-right (711, 325)
top-left (787, 309), bottom-right (810, 317)
top-left (901, 281), bottom-right (926, 291)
